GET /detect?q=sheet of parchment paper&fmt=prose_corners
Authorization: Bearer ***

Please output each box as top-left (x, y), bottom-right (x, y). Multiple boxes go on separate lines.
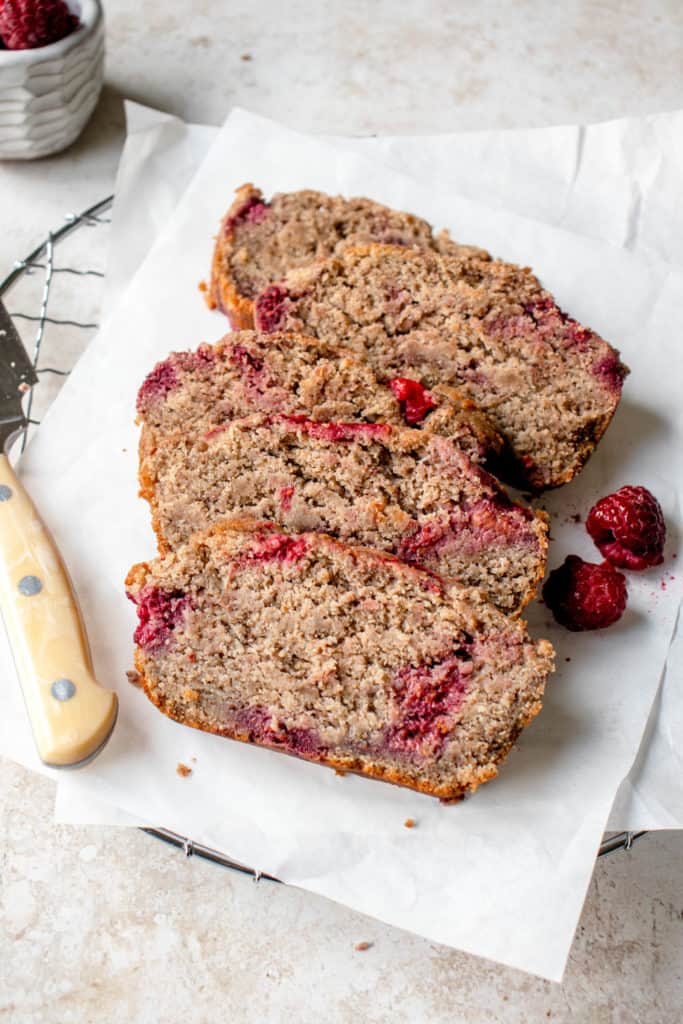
top-left (1, 109), bottom-right (681, 980)
top-left (79, 102), bottom-right (683, 832)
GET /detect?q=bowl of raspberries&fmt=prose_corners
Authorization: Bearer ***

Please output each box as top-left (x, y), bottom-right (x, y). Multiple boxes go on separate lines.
top-left (0, 0), bottom-right (104, 159)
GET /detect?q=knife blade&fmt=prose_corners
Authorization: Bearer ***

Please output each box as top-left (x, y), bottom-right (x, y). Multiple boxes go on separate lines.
top-left (0, 299), bottom-right (38, 447)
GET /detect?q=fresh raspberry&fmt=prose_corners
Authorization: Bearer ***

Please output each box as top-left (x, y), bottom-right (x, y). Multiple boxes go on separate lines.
top-left (542, 556), bottom-right (627, 632)
top-left (586, 485), bottom-right (666, 570)
top-left (0, 0), bottom-right (78, 50)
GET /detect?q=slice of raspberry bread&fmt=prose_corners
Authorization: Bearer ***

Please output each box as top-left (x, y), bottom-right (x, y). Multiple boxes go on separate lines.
top-left (210, 184), bottom-right (482, 328)
top-left (140, 413), bottom-right (548, 614)
top-left (126, 521), bottom-right (555, 800)
top-left (253, 245), bottom-right (628, 489)
top-left (141, 411), bottom-right (548, 610)
top-left (136, 330), bottom-right (503, 466)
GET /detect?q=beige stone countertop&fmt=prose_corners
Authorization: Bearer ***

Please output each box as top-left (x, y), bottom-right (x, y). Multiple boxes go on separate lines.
top-left (1, 2), bottom-right (683, 1020)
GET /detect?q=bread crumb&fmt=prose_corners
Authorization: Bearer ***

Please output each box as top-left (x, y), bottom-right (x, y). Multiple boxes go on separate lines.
top-left (126, 670), bottom-right (141, 688)
top-left (354, 941), bottom-right (372, 951)
top-left (335, 769), bottom-right (347, 777)
top-left (184, 687), bottom-right (200, 702)
top-left (404, 818), bottom-right (416, 828)
top-left (241, 52), bottom-right (252, 61)
top-left (176, 763), bottom-right (192, 778)
top-left (198, 280), bottom-right (208, 292)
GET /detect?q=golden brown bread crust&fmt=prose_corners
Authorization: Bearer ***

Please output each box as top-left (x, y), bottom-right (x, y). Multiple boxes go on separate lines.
top-left (209, 183), bottom-right (260, 327)
top-left (538, 408), bottom-right (618, 489)
top-left (210, 241), bottom-right (255, 327)
top-left (519, 508), bottom-right (549, 613)
top-left (137, 441), bottom-right (169, 553)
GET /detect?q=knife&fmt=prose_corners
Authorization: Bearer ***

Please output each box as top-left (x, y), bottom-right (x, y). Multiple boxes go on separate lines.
top-left (0, 299), bottom-right (117, 766)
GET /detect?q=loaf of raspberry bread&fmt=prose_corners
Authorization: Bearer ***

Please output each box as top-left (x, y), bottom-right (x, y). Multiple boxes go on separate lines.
top-left (126, 521), bottom-right (555, 800)
top-left (140, 413), bottom-right (548, 613)
top-left (136, 330), bottom-right (503, 466)
top-left (253, 245), bottom-right (628, 489)
top-left (210, 184), bottom-right (481, 329)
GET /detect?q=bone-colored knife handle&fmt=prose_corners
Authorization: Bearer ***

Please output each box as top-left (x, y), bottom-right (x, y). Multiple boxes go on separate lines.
top-left (0, 453), bottom-right (117, 766)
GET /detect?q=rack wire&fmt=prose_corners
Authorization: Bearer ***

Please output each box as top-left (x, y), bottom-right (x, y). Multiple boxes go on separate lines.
top-left (0, 196), bottom-right (648, 872)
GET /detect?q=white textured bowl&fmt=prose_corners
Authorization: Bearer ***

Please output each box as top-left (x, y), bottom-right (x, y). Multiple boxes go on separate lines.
top-left (0, 0), bottom-right (104, 159)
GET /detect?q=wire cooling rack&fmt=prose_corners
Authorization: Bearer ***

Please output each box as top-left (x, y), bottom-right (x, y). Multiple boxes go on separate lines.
top-left (0, 196), bottom-right (647, 870)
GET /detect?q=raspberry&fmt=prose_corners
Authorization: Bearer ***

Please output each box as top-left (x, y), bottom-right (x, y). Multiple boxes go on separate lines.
top-left (0, 0), bottom-right (78, 50)
top-left (586, 485), bottom-right (665, 570)
top-left (129, 586), bottom-right (191, 653)
top-left (225, 196), bottom-right (269, 233)
top-left (254, 285), bottom-right (289, 332)
top-left (542, 556), bottom-right (627, 632)
top-left (592, 354), bottom-right (627, 394)
top-left (136, 360), bottom-right (178, 412)
top-left (388, 377), bottom-right (437, 425)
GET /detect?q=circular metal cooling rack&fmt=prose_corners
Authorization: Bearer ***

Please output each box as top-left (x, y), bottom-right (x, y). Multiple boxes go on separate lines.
top-left (0, 196), bottom-right (647, 872)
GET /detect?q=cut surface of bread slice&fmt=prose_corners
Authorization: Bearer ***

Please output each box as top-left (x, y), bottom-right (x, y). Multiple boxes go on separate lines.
top-left (209, 184), bottom-right (480, 328)
top-left (253, 244), bottom-right (628, 489)
top-left (136, 330), bottom-right (503, 466)
top-left (140, 413), bottom-right (548, 614)
top-left (126, 521), bottom-right (555, 801)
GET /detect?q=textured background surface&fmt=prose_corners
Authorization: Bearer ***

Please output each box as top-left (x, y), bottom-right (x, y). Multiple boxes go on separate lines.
top-left (1, 1), bottom-right (683, 1020)
top-left (1, 764), bottom-right (682, 1023)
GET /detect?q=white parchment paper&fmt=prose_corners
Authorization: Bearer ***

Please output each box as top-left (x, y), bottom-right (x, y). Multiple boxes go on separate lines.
top-left (85, 102), bottom-right (683, 833)
top-left (1, 109), bottom-right (682, 980)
